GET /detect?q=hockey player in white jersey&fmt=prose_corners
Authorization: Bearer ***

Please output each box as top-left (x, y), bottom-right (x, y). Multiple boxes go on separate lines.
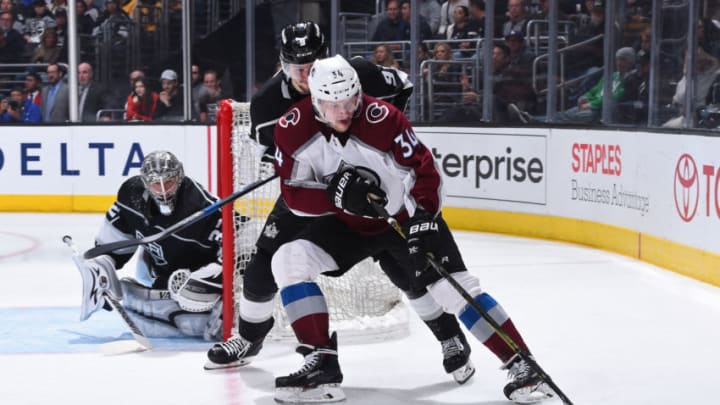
top-left (268, 55), bottom-right (554, 403)
top-left (76, 151), bottom-right (225, 340)
top-left (205, 21), bottom-right (475, 385)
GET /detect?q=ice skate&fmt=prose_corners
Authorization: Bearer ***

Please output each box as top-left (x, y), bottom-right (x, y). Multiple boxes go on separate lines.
top-left (204, 334), bottom-right (264, 370)
top-left (274, 332), bottom-right (345, 403)
top-left (441, 334), bottom-right (475, 384)
top-left (503, 354), bottom-right (554, 404)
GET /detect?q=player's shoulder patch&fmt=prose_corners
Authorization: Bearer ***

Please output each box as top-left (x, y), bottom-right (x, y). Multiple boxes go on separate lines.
top-left (365, 101), bottom-right (390, 124)
top-left (278, 107), bottom-right (301, 128)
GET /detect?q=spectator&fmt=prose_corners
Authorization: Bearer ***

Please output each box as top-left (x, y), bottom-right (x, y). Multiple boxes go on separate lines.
top-left (502, 0), bottom-right (529, 37)
top-left (510, 47), bottom-right (637, 124)
top-left (155, 68), bottom-right (183, 120)
top-left (698, 75), bottom-right (720, 129)
top-left (500, 31), bottom-right (536, 116)
top-left (504, 30), bottom-right (534, 79)
top-left (197, 69), bottom-right (225, 123)
top-left (623, 0), bottom-right (651, 47)
top-left (93, 0), bottom-right (131, 41)
top-left (466, 0), bottom-right (485, 38)
top-left (663, 47), bottom-right (720, 128)
top-left (24, 71), bottom-right (42, 106)
top-left (371, 0), bottom-right (407, 43)
top-left (567, 0), bottom-right (605, 85)
top-left (443, 43), bottom-right (515, 122)
top-left (53, 7), bottom-right (67, 48)
top-left (191, 64), bottom-right (202, 119)
top-left (0, 0), bottom-right (25, 32)
top-left (616, 49), bottom-right (650, 125)
top-left (75, 1), bottom-right (95, 35)
top-left (78, 62), bottom-right (110, 122)
top-left (400, 0), bottom-right (433, 41)
top-left (0, 11), bottom-right (24, 63)
top-left (369, 44), bottom-right (400, 69)
top-left (424, 42), bottom-right (464, 107)
top-left (418, 0), bottom-right (441, 35)
top-left (699, 17), bottom-right (720, 60)
top-left (41, 63), bottom-right (69, 122)
top-left (417, 41), bottom-right (430, 66)
top-left (31, 27), bottom-right (65, 63)
top-left (112, 68), bottom-right (144, 108)
top-left (126, 76), bottom-right (158, 121)
top-left (84, 0), bottom-right (102, 24)
top-left (23, 0), bottom-right (56, 47)
top-left (0, 87), bottom-right (41, 123)
top-left (438, 0), bottom-right (468, 38)
top-left (446, 5), bottom-right (478, 58)
top-left (530, 0), bottom-right (569, 21)
top-left (50, 0), bottom-right (68, 14)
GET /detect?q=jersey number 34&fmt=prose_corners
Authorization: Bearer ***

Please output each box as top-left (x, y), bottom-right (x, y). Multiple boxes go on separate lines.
top-left (394, 129), bottom-right (419, 159)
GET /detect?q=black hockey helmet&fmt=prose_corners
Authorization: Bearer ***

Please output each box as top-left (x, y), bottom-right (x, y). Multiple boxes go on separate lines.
top-left (140, 150), bottom-right (184, 216)
top-left (280, 21), bottom-right (328, 66)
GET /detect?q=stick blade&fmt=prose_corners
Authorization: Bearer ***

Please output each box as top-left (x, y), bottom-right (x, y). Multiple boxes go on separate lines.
top-left (100, 340), bottom-right (149, 356)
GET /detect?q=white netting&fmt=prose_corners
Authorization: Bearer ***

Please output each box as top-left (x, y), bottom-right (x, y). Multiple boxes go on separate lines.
top-left (220, 101), bottom-right (408, 342)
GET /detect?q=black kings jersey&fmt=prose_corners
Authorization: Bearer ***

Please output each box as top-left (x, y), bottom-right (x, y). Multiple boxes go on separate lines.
top-left (95, 176), bottom-right (222, 277)
top-left (250, 57), bottom-right (414, 152)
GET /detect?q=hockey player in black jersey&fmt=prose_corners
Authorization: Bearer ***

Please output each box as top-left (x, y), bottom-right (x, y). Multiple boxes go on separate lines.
top-left (76, 150), bottom-right (225, 340)
top-left (205, 21), bottom-right (475, 384)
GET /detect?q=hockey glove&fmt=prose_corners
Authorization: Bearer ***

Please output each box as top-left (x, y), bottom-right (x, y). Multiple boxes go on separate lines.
top-left (259, 152), bottom-right (275, 179)
top-left (326, 167), bottom-right (388, 217)
top-left (403, 209), bottom-right (441, 286)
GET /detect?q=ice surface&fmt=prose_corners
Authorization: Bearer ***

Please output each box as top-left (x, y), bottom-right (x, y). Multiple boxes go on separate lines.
top-left (1, 213), bottom-right (719, 405)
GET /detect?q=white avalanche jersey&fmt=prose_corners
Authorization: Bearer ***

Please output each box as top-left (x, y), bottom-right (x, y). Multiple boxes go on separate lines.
top-left (273, 94), bottom-right (443, 235)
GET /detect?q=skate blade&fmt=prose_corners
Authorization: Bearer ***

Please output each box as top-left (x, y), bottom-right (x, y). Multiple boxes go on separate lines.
top-left (203, 357), bottom-right (254, 371)
top-left (274, 384), bottom-right (346, 404)
top-left (451, 360), bottom-right (476, 385)
top-left (509, 382), bottom-right (554, 404)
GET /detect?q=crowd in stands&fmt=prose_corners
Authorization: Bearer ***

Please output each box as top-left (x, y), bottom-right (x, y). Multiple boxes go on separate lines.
top-left (359, 0), bottom-right (720, 128)
top-left (3, 0), bottom-right (720, 130)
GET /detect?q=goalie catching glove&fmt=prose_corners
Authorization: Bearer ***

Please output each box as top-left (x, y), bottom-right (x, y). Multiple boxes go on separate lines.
top-left (403, 208), bottom-right (442, 287)
top-left (326, 166), bottom-right (387, 217)
top-left (77, 255), bottom-right (122, 321)
top-left (168, 265), bottom-right (222, 313)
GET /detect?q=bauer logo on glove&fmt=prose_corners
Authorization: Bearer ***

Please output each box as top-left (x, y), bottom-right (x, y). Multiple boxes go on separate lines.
top-left (326, 165), bottom-right (387, 218)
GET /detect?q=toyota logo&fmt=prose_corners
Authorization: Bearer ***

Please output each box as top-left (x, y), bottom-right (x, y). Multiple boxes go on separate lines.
top-left (674, 153), bottom-right (699, 222)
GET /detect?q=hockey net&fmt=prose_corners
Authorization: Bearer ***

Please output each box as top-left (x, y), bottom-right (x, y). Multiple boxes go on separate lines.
top-left (217, 99), bottom-right (408, 342)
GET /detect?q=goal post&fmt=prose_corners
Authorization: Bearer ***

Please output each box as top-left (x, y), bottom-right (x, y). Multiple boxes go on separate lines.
top-left (216, 99), bottom-right (409, 342)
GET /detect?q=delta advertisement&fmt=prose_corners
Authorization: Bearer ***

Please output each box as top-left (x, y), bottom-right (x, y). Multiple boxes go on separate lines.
top-left (0, 125), bottom-right (216, 199)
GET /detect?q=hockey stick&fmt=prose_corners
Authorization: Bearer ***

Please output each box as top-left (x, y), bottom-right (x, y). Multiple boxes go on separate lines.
top-left (369, 201), bottom-right (574, 405)
top-left (63, 235), bottom-right (152, 352)
top-left (83, 174), bottom-right (279, 259)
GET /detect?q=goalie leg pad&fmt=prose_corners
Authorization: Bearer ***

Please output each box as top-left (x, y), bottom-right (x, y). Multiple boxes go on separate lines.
top-left (78, 255), bottom-right (121, 321)
top-left (121, 279), bottom-right (220, 339)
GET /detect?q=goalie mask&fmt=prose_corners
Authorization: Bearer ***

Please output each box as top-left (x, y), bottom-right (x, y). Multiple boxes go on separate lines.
top-left (280, 21), bottom-right (328, 87)
top-left (308, 55), bottom-right (362, 132)
top-left (140, 151), bottom-right (184, 216)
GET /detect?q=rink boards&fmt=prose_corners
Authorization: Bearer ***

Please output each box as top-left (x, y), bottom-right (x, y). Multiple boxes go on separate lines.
top-left (0, 124), bottom-right (718, 287)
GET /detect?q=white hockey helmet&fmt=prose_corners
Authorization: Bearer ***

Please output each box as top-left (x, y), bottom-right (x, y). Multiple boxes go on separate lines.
top-left (140, 150), bottom-right (184, 216)
top-left (308, 55), bottom-right (362, 123)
